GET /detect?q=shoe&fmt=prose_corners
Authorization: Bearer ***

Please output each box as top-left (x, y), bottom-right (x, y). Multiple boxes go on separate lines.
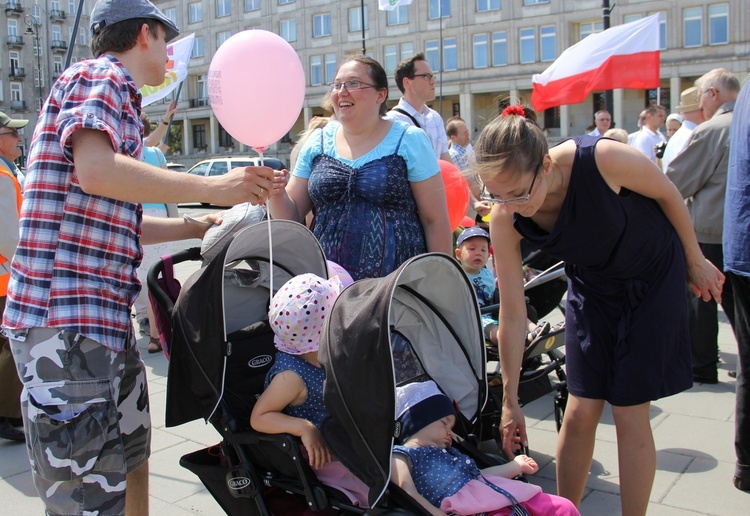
top-left (137, 317), bottom-right (150, 336)
top-left (147, 337), bottom-right (162, 354)
top-left (692, 374), bottom-right (718, 384)
top-left (0, 417), bottom-right (25, 442)
top-left (728, 370), bottom-right (738, 379)
top-left (734, 476), bottom-right (750, 492)
top-left (526, 321), bottom-right (551, 347)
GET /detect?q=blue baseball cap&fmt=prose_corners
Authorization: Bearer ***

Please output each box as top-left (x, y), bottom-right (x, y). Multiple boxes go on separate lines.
top-left (91, 0), bottom-right (180, 43)
top-left (456, 226), bottom-right (490, 247)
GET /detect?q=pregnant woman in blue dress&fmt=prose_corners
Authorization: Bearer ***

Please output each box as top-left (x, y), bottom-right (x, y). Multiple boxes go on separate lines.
top-left (474, 105), bottom-right (723, 516)
top-left (269, 55), bottom-right (451, 280)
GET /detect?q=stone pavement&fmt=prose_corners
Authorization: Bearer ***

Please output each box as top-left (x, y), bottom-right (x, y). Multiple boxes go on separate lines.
top-left (1, 238), bottom-right (748, 514)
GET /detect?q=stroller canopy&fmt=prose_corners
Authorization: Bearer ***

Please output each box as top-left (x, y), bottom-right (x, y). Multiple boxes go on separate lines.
top-left (319, 253), bottom-right (486, 507)
top-left (166, 220), bottom-right (328, 427)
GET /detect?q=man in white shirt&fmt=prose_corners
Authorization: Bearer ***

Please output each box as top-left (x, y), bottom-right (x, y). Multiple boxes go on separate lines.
top-left (661, 87), bottom-right (705, 171)
top-left (627, 110), bottom-right (648, 145)
top-left (387, 53), bottom-right (453, 164)
top-left (587, 109), bottom-right (612, 137)
top-left (629, 104), bottom-right (667, 162)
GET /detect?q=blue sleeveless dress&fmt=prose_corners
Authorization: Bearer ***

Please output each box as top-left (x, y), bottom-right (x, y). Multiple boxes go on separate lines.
top-left (514, 136), bottom-right (692, 406)
top-left (265, 352), bottom-right (327, 428)
top-left (307, 128), bottom-right (427, 281)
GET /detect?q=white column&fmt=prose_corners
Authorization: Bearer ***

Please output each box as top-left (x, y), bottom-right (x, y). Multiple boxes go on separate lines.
top-left (510, 88), bottom-right (520, 105)
top-left (613, 88), bottom-right (624, 129)
top-left (670, 76), bottom-right (682, 110)
top-left (303, 106), bottom-right (314, 129)
top-left (183, 117), bottom-right (192, 156)
top-left (209, 116), bottom-right (218, 155)
top-left (460, 92), bottom-right (474, 138)
top-left (560, 105), bottom-right (570, 138)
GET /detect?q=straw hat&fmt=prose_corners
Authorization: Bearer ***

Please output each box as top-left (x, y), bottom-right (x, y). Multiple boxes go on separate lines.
top-left (675, 87), bottom-right (700, 113)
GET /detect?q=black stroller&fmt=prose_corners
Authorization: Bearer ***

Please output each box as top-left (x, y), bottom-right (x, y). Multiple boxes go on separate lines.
top-left (319, 252), bottom-right (504, 509)
top-left (150, 220), bottom-right (429, 515)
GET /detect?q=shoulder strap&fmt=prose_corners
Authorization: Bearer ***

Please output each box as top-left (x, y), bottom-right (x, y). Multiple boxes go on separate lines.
top-left (391, 107), bottom-right (421, 129)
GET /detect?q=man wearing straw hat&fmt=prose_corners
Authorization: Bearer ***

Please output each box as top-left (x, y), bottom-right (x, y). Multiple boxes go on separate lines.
top-left (661, 87), bottom-right (705, 171)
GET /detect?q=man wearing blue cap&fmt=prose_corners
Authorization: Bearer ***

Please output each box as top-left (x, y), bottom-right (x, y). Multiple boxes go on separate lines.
top-left (1, 1), bottom-right (274, 513)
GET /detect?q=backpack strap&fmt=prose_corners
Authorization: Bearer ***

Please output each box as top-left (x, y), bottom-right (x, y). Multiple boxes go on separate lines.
top-left (390, 107), bottom-right (421, 129)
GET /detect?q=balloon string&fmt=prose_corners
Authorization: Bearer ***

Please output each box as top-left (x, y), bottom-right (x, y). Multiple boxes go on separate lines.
top-left (258, 151), bottom-right (274, 306)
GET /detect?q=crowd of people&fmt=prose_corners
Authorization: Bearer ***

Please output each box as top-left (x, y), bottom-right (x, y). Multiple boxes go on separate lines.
top-left (0, 0), bottom-right (747, 514)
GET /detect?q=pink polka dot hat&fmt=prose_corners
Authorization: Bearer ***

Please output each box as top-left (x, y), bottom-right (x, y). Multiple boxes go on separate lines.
top-left (269, 273), bottom-right (344, 355)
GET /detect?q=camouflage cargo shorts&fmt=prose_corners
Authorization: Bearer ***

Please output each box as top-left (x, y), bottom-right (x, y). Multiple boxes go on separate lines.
top-left (8, 327), bottom-right (150, 515)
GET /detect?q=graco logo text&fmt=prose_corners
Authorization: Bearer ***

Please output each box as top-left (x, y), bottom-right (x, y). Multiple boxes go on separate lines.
top-left (249, 355), bottom-right (272, 368)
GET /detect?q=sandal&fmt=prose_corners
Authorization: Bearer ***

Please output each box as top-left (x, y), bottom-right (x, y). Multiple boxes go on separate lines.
top-left (148, 337), bottom-right (162, 354)
top-left (526, 321), bottom-right (551, 347)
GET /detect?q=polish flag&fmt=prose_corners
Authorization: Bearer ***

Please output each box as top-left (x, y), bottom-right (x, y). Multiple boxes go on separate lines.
top-left (531, 14), bottom-right (660, 112)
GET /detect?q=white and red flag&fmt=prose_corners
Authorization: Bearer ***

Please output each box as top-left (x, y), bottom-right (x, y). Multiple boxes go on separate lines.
top-left (531, 14), bottom-right (660, 112)
top-left (140, 33), bottom-right (195, 107)
top-left (378, 0), bottom-right (413, 11)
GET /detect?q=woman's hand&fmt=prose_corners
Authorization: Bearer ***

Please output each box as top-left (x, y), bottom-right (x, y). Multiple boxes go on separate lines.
top-left (687, 255), bottom-right (725, 303)
top-left (500, 399), bottom-right (528, 458)
top-left (513, 454), bottom-right (539, 475)
top-left (300, 425), bottom-right (332, 470)
top-left (473, 200), bottom-right (492, 217)
top-left (270, 169), bottom-right (290, 198)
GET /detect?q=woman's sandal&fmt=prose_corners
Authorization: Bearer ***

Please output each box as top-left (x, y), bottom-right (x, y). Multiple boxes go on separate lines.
top-left (525, 321), bottom-right (551, 347)
top-left (148, 337), bottom-right (162, 354)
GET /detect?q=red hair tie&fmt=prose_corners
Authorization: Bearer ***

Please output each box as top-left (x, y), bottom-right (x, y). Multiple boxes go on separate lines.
top-left (502, 105), bottom-right (526, 117)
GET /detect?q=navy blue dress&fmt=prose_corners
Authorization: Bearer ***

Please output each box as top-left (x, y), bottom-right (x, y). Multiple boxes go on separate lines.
top-left (265, 352), bottom-right (327, 428)
top-left (514, 136), bottom-right (692, 406)
top-left (307, 128), bottom-right (427, 281)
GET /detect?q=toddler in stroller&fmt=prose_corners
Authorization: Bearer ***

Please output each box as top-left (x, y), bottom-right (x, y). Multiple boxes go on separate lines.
top-left (250, 273), bottom-right (369, 507)
top-left (391, 380), bottom-right (579, 516)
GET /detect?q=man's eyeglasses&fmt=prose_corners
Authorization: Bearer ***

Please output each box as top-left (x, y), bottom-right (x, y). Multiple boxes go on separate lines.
top-left (480, 166), bottom-right (540, 205)
top-left (329, 80), bottom-right (377, 92)
top-left (0, 129), bottom-right (19, 138)
top-left (411, 73), bottom-right (435, 81)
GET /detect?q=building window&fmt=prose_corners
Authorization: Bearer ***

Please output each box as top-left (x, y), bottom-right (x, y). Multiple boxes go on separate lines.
top-left (53, 56), bottom-right (63, 74)
top-left (280, 20), bottom-right (296, 42)
top-left (683, 7), bottom-right (702, 47)
top-left (709, 4), bottom-right (729, 45)
top-left (384, 45), bottom-right (397, 76)
top-left (387, 6), bottom-right (408, 26)
top-left (216, 0), bottom-right (231, 18)
top-left (9, 51), bottom-right (20, 74)
top-left (78, 28), bottom-right (86, 45)
top-left (51, 0), bottom-right (60, 10)
top-left (192, 37), bottom-right (204, 58)
top-left (35, 69), bottom-right (44, 88)
top-left (477, 0), bottom-right (500, 12)
top-left (33, 39), bottom-right (41, 57)
top-left (68, 0), bottom-right (75, 14)
top-left (429, 0), bottom-right (450, 20)
top-left (524, 0), bottom-right (549, 5)
top-left (193, 125), bottom-right (206, 150)
top-left (189, 2), bottom-right (203, 24)
top-left (52, 25), bottom-right (62, 42)
top-left (325, 54), bottom-right (337, 84)
top-left (349, 6), bottom-right (368, 32)
top-left (520, 27), bottom-right (536, 64)
top-left (426, 40), bottom-right (439, 72)
top-left (310, 55), bottom-right (322, 86)
top-left (579, 21), bottom-right (603, 41)
top-left (196, 74), bottom-right (207, 99)
top-left (540, 25), bottom-right (556, 62)
top-left (11, 83), bottom-right (22, 102)
top-left (217, 31), bottom-right (232, 48)
top-left (163, 7), bottom-right (177, 25)
top-left (473, 34), bottom-right (488, 68)
top-left (32, 6), bottom-right (41, 25)
top-left (313, 14), bottom-right (331, 38)
top-left (543, 106), bottom-right (561, 129)
top-left (443, 37), bottom-right (457, 71)
top-left (623, 14), bottom-right (641, 24)
top-left (245, 0), bottom-right (260, 11)
top-left (218, 125), bottom-right (234, 148)
top-left (492, 31), bottom-right (507, 66)
top-left (401, 43), bottom-right (414, 61)
top-left (7, 19), bottom-right (17, 37)
top-left (655, 11), bottom-right (667, 50)
top-left (279, 0), bottom-right (294, 4)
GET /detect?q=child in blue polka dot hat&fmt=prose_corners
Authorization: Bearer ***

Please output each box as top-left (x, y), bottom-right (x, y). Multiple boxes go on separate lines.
top-left (391, 381), bottom-right (579, 515)
top-left (250, 273), bottom-right (369, 506)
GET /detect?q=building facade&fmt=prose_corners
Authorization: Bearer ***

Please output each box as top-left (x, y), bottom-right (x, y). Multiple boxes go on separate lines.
top-left (5, 1), bottom-right (748, 167)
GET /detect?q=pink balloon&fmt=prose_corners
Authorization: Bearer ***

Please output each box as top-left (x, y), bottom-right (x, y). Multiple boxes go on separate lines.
top-left (209, 30), bottom-right (305, 151)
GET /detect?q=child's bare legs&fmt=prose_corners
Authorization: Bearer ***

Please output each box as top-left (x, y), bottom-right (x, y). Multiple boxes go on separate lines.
top-left (611, 402), bottom-right (655, 516)
top-left (556, 394), bottom-right (604, 506)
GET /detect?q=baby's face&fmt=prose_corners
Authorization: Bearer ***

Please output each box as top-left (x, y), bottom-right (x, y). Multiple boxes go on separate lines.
top-left (456, 238), bottom-right (490, 274)
top-left (412, 414), bottom-right (456, 449)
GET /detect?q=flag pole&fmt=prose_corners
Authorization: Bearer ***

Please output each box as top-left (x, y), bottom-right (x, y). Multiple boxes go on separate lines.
top-left (162, 82), bottom-right (183, 146)
top-left (602, 0), bottom-right (614, 119)
top-left (438, 0), bottom-right (443, 117)
top-left (64, 0), bottom-right (86, 69)
top-left (360, 0), bottom-right (366, 54)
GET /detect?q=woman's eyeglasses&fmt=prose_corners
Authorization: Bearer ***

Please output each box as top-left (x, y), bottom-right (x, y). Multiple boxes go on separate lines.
top-left (329, 80), bottom-right (377, 92)
top-left (480, 166), bottom-right (540, 205)
top-left (0, 129), bottom-right (19, 138)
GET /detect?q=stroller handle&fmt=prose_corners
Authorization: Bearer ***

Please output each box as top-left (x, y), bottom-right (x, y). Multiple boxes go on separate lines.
top-left (146, 247), bottom-right (201, 315)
